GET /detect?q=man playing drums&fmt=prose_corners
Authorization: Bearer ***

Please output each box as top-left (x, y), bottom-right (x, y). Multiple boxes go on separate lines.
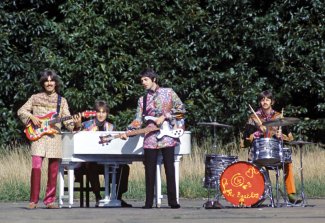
top-left (243, 90), bottom-right (301, 204)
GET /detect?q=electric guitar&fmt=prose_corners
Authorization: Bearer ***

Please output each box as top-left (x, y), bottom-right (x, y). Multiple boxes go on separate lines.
top-left (99, 116), bottom-right (184, 145)
top-left (25, 110), bottom-right (96, 141)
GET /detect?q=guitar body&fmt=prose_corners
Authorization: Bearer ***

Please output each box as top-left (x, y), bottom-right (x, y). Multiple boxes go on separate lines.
top-left (25, 110), bottom-right (96, 141)
top-left (145, 116), bottom-right (184, 139)
top-left (24, 112), bottom-right (58, 141)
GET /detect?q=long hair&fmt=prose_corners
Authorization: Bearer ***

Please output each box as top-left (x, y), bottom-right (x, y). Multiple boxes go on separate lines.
top-left (39, 69), bottom-right (60, 93)
top-left (94, 100), bottom-right (110, 113)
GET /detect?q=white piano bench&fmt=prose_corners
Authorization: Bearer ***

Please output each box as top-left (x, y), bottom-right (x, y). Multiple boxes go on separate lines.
top-left (63, 169), bottom-right (105, 208)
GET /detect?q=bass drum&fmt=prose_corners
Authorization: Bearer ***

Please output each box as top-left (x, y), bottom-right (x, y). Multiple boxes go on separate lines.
top-left (219, 161), bottom-right (267, 207)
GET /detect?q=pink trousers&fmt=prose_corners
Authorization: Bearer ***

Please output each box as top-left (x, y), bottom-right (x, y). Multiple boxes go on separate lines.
top-left (30, 156), bottom-right (59, 205)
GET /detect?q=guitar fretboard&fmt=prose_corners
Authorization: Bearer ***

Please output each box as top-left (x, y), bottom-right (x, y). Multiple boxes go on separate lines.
top-left (107, 126), bottom-right (160, 141)
top-left (49, 116), bottom-right (73, 125)
top-left (126, 127), bottom-right (159, 137)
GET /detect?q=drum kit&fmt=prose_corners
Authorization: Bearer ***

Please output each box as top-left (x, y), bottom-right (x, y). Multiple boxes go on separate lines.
top-left (199, 117), bottom-right (313, 209)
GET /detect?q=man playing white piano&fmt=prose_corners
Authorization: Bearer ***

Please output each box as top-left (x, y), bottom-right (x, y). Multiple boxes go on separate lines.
top-left (74, 100), bottom-right (132, 207)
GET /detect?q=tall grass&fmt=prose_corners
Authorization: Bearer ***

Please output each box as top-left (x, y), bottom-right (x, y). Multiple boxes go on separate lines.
top-left (1, 140), bottom-right (324, 202)
top-left (0, 144), bottom-right (36, 201)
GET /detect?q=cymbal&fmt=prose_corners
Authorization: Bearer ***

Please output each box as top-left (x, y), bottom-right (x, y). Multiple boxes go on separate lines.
top-left (197, 122), bottom-right (232, 128)
top-left (263, 117), bottom-right (300, 127)
top-left (288, 140), bottom-right (314, 146)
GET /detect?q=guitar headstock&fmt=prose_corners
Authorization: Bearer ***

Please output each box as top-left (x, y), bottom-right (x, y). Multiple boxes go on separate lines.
top-left (81, 110), bottom-right (96, 118)
top-left (98, 134), bottom-right (114, 145)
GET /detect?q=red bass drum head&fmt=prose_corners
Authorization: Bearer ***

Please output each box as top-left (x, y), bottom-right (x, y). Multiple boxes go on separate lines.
top-left (219, 161), bottom-right (265, 207)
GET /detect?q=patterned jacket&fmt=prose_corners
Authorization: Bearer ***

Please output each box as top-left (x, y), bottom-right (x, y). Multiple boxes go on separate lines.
top-left (81, 119), bottom-right (114, 131)
top-left (17, 92), bottom-right (74, 158)
top-left (128, 87), bottom-right (186, 149)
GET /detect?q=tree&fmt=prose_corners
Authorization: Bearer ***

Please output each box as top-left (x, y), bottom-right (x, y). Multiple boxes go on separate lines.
top-left (0, 0), bottom-right (324, 145)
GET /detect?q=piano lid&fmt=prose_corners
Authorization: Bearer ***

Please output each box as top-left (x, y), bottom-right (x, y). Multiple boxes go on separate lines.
top-left (62, 131), bottom-right (191, 156)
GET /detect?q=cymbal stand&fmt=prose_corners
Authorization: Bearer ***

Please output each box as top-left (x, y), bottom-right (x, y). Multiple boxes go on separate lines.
top-left (297, 143), bottom-right (306, 206)
top-left (274, 165), bottom-right (280, 207)
top-left (280, 144), bottom-right (289, 206)
top-left (204, 181), bottom-right (214, 208)
top-left (207, 116), bottom-right (218, 154)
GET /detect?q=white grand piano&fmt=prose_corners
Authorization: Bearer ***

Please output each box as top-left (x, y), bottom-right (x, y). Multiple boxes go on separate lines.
top-left (59, 131), bottom-right (191, 208)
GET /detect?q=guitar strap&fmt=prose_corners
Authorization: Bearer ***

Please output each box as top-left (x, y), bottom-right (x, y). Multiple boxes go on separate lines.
top-left (142, 93), bottom-right (148, 122)
top-left (56, 95), bottom-right (62, 117)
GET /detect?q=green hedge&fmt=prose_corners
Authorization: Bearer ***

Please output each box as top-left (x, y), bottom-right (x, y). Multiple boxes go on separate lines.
top-left (0, 0), bottom-right (324, 145)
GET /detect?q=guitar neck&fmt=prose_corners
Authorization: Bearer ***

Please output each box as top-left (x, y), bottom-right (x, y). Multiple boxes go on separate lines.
top-left (125, 126), bottom-right (159, 137)
top-left (49, 116), bottom-right (73, 125)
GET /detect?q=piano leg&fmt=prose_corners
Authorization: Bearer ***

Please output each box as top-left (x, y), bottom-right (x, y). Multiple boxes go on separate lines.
top-left (174, 155), bottom-right (182, 203)
top-left (154, 154), bottom-right (183, 207)
top-left (58, 164), bottom-right (65, 208)
top-left (67, 164), bottom-right (75, 208)
top-left (98, 163), bottom-right (121, 207)
top-left (104, 164), bottom-right (110, 200)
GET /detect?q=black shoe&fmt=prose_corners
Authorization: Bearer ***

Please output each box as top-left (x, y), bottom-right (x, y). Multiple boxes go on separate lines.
top-left (170, 204), bottom-right (181, 209)
top-left (95, 195), bottom-right (102, 207)
top-left (142, 205), bottom-right (152, 209)
top-left (212, 201), bottom-right (223, 209)
top-left (288, 194), bottom-right (302, 204)
top-left (203, 201), bottom-right (214, 209)
top-left (121, 200), bottom-right (132, 208)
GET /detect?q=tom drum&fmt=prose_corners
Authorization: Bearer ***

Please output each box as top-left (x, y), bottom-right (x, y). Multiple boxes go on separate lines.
top-left (251, 138), bottom-right (281, 165)
top-left (204, 154), bottom-right (238, 189)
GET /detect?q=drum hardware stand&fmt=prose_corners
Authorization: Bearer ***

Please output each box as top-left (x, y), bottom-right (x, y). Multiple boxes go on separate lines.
top-left (288, 139), bottom-right (313, 207)
top-left (272, 163), bottom-right (290, 207)
top-left (263, 168), bottom-right (275, 208)
top-left (265, 162), bottom-right (289, 208)
top-left (275, 164), bottom-right (285, 207)
top-left (210, 120), bottom-right (222, 207)
top-left (298, 143), bottom-right (306, 206)
top-left (203, 179), bottom-right (223, 209)
top-left (198, 119), bottom-right (233, 209)
top-left (280, 144), bottom-right (290, 206)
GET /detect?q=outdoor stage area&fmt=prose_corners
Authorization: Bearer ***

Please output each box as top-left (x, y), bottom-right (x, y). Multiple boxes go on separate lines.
top-left (0, 198), bottom-right (324, 223)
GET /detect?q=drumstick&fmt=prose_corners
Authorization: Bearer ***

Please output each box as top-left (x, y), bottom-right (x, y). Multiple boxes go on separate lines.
top-left (248, 104), bottom-right (263, 126)
top-left (278, 108), bottom-right (284, 138)
top-left (248, 104), bottom-right (266, 135)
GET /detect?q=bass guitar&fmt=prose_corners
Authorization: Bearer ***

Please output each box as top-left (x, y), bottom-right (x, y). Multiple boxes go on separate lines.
top-left (99, 116), bottom-right (184, 145)
top-left (25, 110), bottom-right (96, 141)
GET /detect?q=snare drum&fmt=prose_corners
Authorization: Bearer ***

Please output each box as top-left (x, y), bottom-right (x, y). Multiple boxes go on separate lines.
top-left (251, 138), bottom-right (281, 165)
top-left (220, 161), bottom-right (268, 207)
top-left (204, 154), bottom-right (238, 188)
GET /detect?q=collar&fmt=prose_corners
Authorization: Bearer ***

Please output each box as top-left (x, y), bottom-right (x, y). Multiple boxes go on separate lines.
top-left (256, 108), bottom-right (276, 120)
top-left (44, 92), bottom-right (58, 97)
top-left (95, 118), bottom-right (106, 127)
top-left (147, 85), bottom-right (160, 94)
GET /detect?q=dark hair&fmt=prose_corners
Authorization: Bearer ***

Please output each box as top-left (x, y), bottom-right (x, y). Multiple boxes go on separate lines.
top-left (94, 100), bottom-right (109, 113)
top-left (39, 69), bottom-right (60, 93)
top-left (139, 68), bottom-right (158, 81)
top-left (258, 90), bottom-right (275, 102)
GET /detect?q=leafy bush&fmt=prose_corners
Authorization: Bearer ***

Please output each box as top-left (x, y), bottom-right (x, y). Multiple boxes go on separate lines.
top-left (0, 0), bottom-right (324, 145)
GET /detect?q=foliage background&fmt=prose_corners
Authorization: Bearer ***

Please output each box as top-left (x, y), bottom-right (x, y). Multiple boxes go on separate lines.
top-left (0, 0), bottom-right (324, 146)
